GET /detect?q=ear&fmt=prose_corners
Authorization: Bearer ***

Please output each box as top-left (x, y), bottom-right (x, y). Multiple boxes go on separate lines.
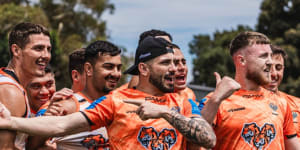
top-left (11, 44), bottom-right (21, 58)
top-left (84, 62), bottom-right (93, 77)
top-left (138, 63), bottom-right (149, 76)
top-left (237, 54), bottom-right (246, 65)
top-left (71, 70), bottom-right (79, 82)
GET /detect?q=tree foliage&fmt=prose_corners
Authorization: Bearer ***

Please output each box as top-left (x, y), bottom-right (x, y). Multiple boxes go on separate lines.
top-left (0, 0), bottom-right (134, 90)
top-left (190, 0), bottom-right (300, 96)
top-left (0, 3), bottom-right (50, 67)
top-left (189, 25), bottom-right (252, 86)
top-left (257, 0), bottom-right (300, 96)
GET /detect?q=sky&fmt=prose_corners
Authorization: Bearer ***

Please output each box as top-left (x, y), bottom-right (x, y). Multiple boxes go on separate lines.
top-left (102, 0), bottom-right (263, 83)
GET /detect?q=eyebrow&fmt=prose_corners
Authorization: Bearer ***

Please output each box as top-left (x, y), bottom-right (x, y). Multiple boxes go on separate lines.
top-left (103, 62), bottom-right (121, 65)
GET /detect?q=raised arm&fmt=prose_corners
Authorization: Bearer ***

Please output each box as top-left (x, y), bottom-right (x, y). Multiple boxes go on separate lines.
top-left (201, 72), bottom-right (240, 124)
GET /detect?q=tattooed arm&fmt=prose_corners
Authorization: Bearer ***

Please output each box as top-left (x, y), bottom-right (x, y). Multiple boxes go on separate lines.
top-left (124, 100), bottom-right (216, 149)
top-left (163, 110), bottom-right (216, 148)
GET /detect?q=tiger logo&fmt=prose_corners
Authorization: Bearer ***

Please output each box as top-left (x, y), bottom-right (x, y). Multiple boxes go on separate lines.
top-left (138, 127), bottom-right (177, 150)
top-left (241, 123), bottom-right (276, 150)
top-left (81, 134), bottom-right (109, 150)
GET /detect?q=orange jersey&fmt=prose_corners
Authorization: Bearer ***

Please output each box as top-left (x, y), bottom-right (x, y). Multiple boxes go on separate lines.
top-left (278, 91), bottom-right (300, 141)
top-left (115, 82), bottom-right (129, 91)
top-left (201, 87), bottom-right (296, 150)
top-left (178, 87), bottom-right (197, 103)
top-left (37, 92), bottom-right (110, 149)
top-left (81, 88), bottom-right (200, 150)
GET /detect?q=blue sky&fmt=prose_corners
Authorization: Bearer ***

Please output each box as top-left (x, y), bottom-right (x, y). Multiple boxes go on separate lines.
top-left (102, 0), bottom-right (262, 83)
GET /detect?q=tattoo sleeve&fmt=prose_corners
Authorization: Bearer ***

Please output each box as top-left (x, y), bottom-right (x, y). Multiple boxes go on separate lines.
top-left (163, 110), bottom-right (216, 148)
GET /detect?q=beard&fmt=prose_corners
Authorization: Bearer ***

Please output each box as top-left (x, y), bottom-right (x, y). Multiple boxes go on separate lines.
top-left (149, 72), bottom-right (174, 93)
top-left (93, 73), bottom-right (119, 94)
top-left (102, 86), bottom-right (113, 94)
top-left (246, 68), bottom-right (269, 85)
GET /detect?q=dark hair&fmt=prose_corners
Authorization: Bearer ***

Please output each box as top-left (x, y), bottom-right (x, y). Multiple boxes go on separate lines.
top-left (138, 29), bottom-right (172, 44)
top-left (85, 40), bottom-right (121, 65)
top-left (68, 48), bottom-right (86, 81)
top-left (229, 31), bottom-right (270, 56)
top-left (8, 22), bottom-right (50, 58)
top-left (270, 45), bottom-right (288, 60)
top-left (171, 43), bottom-right (180, 49)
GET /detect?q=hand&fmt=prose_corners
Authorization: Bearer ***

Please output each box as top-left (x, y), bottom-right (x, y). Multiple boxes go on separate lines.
top-left (212, 72), bottom-right (241, 102)
top-left (45, 88), bottom-right (73, 116)
top-left (44, 102), bottom-right (65, 116)
top-left (50, 88), bottom-right (73, 102)
top-left (123, 100), bottom-right (170, 121)
top-left (0, 102), bottom-right (12, 128)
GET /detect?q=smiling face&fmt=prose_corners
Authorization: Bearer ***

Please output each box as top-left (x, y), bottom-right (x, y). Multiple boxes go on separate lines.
top-left (264, 54), bottom-right (284, 92)
top-left (148, 52), bottom-right (176, 93)
top-left (244, 44), bottom-right (273, 86)
top-left (91, 53), bottom-right (122, 94)
top-left (173, 48), bottom-right (188, 91)
top-left (18, 34), bottom-right (51, 77)
top-left (27, 72), bottom-right (56, 112)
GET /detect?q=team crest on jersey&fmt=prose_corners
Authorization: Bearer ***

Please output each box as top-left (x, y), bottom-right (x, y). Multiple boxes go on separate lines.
top-left (292, 112), bottom-right (298, 123)
top-left (269, 103), bottom-right (278, 115)
top-left (138, 127), bottom-right (177, 150)
top-left (241, 123), bottom-right (276, 150)
top-left (81, 134), bottom-right (109, 150)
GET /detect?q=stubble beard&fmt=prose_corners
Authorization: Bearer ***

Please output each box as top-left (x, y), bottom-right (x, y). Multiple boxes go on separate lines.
top-left (246, 68), bottom-right (269, 86)
top-left (149, 72), bottom-right (174, 93)
top-left (102, 86), bottom-right (113, 94)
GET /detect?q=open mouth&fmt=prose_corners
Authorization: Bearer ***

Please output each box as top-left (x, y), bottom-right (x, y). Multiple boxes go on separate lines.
top-left (36, 60), bottom-right (48, 70)
top-left (175, 74), bottom-right (186, 84)
top-left (164, 75), bottom-right (174, 84)
top-left (269, 81), bottom-right (278, 86)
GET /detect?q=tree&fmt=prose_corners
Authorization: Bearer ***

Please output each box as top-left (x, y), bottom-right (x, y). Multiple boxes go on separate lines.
top-left (257, 0), bottom-right (300, 96)
top-left (119, 47), bottom-right (134, 86)
top-left (0, 3), bottom-right (50, 67)
top-left (0, 0), bottom-right (117, 89)
top-left (37, 0), bottom-right (114, 52)
top-left (189, 25), bottom-right (252, 87)
top-left (190, 1), bottom-right (300, 96)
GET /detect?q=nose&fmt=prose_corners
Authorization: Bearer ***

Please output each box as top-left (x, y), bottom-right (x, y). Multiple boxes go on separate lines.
top-left (111, 67), bottom-right (122, 79)
top-left (270, 65), bottom-right (278, 81)
top-left (176, 63), bottom-right (185, 72)
top-left (266, 54), bottom-right (273, 69)
top-left (267, 53), bottom-right (273, 64)
top-left (39, 86), bottom-right (50, 95)
top-left (41, 48), bottom-right (51, 61)
top-left (169, 62), bottom-right (176, 74)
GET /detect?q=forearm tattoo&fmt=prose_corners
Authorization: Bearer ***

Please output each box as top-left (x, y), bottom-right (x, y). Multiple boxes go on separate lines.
top-left (165, 110), bottom-right (216, 148)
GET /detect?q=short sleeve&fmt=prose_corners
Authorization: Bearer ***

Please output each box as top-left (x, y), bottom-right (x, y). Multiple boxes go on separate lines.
top-left (81, 95), bottom-right (114, 130)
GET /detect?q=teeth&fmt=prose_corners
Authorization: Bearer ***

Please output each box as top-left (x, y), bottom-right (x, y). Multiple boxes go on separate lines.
top-left (37, 63), bottom-right (46, 66)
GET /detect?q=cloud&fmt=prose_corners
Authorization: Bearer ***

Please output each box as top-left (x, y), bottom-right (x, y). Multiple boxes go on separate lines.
top-left (102, 0), bottom-right (262, 82)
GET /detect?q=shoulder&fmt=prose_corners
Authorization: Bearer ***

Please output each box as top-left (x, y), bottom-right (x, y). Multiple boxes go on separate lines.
top-left (280, 91), bottom-right (300, 101)
top-left (0, 84), bottom-right (26, 116)
top-left (115, 83), bottom-right (129, 91)
top-left (0, 83), bottom-right (24, 97)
